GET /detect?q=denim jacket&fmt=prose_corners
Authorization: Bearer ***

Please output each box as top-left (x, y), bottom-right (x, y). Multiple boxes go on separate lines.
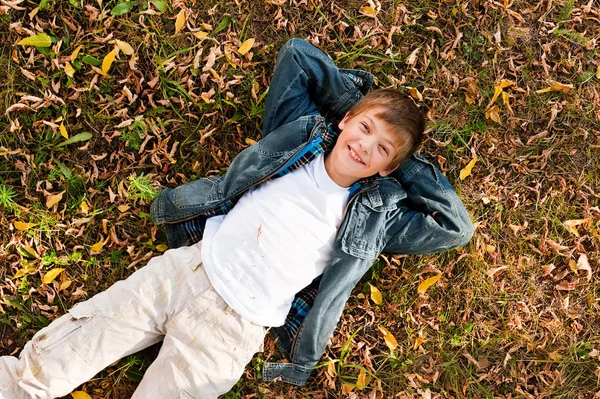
top-left (150, 39), bottom-right (474, 386)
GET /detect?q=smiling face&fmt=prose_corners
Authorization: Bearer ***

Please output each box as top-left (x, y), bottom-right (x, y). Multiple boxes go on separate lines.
top-left (324, 107), bottom-right (405, 187)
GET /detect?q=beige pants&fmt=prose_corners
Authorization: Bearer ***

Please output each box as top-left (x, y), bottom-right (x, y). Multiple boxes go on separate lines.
top-left (0, 242), bottom-right (265, 399)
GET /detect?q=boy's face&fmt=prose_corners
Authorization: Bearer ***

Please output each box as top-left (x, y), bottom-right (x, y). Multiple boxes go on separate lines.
top-left (326, 107), bottom-right (402, 187)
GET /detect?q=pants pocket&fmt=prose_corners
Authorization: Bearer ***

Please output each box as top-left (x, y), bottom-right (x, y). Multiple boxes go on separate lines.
top-left (32, 303), bottom-right (94, 356)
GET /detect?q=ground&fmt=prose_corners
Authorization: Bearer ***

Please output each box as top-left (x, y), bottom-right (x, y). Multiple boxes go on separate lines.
top-left (0, 0), bottom-right (599, 398)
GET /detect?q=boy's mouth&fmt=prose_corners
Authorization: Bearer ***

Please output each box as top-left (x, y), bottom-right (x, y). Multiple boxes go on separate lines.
top-left (348, 146), bottom-right (365, 164)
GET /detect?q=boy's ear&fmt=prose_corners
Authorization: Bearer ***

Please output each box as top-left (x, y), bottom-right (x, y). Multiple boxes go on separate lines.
top-left (338, 112), bottom-right (350, 130)
top-left (379, 164), bottom-right (399, 177)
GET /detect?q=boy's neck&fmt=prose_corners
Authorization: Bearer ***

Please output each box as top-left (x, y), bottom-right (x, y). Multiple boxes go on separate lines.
top-left (324, 153), bottom-right (357, 188)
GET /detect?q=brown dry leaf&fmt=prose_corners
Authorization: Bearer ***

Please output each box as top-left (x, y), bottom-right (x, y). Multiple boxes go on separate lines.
top-left (326, 362), bottom-right (337, 377)
top-left (576, 254), bottom-right (592, 282)
top-left (378, 325), bottom-right (398, 350)
top-left (115, 39), bottom-right (134, 55)
top-left (536, 81), bottom-right (573, 94)
top-left (556, 280), bottom-right (578, 291)
top-left (64, 62), bottom-right (75, 78)
top-left (342, 384), bottom-right (355, 394)
top-left (117, 204), bottom-right (130, 212)
top-left (408, 87), bottom-right (423, 101)
top-left (46, 191), bottom-right (64, 209)
top-left (485, 265), bottom-right (509, 278)
top-left (14, 221), bottom-right (36, 231)
top-left (417, 274), bottom-right (442, 294)
top-left (174, 9), bottom-right (186, 35)
top-left (369, 283), bottom-right (383, 305)
top-left (238, 38), bottom-right (255, 56)
top-left (459, 157), bottom-right (477, 180)
top-left (101, 48), bottom-right (118, 75)
top-left (43, 268), bottom-right (65, 284)
top-left (59, 122), bottom-right (68, 139)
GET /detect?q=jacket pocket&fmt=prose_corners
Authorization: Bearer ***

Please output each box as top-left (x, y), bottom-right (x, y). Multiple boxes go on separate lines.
top-left (32, 304), bottom-right (94, 355)
top-left (341, 201), bottom-right (385, 260)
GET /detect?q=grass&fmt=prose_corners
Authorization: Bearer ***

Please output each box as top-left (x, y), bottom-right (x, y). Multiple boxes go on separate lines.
top-left (1, 0), bottom-right (599, 398)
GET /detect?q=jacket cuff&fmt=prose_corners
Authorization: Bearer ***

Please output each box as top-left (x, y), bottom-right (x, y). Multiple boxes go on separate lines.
top-left (262, 362), bottom-right (312, 386)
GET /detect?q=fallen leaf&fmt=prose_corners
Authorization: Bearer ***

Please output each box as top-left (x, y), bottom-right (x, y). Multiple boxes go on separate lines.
top-left (17, 32), bottom-right (52, 47)
top-left (356, 368), bottom-right (367, 389)
top-left (43, 268), bottom-right (65, 284)
top-left (359, 6), bottom-right (378, 16)
top-left (117, 204), bottom-right (130, 212)
top-left (64, 62), bottom-right (75, 78)
top-left (485, 105), bottom-right (502, 124)
top-left (417, 274), bottom-right (442, 294)
top-left (536, 81), bottom-right (573, 94)
top-left (60, 280), bottom-right (73, 291)
top-left (369, 283), bottom-right (383, 305)
top-left (238, 38), bottom-right (255, 55)
top-left (174, 9), bottom-right (186, 35)
top-left (459, 157), bottom-right (478, 180)
top-left (115, 39), bottom-right (134, 55)
top-left (326, 362), bottom-right (337, 377)
top-left (378, 325), bottom-right (398, 350)
top-left (555, 280), bottom-right (578, 291)
top-left (408, 87), bottom-right (423, 101)
top-left (563, 219), bottom-right (589, 237)
top-left (485, 265), bottom-right (509, 278)
top-left (90, 236), bottom-right (109, 253)
top-left (14, 221), bottom-right (36, 231)
top-left (342, 384), bottom-right (355, 394)
top-left (23, 246), bottom-right (38, 258)
top-left (59, 122), bottom-right (68, 139)
top-left (80, 200), bottom-right (89, 214)
top-left (597, 65), bottom-right (600, 79)
top-left (194, 31), bottom-right (209, 40)
top-left (46, 191), bottom-right (64, 209)
top-left (576, 254), bottom-right (592, 282)
top-left (70, 44), bottom-right (83, 60)
top-left (413, 336), bottom-right (425, 350)
top-left (156, 244), bottom-right (168, 252)
top-left (101, 48), bottom-right (118, 75)
top-left (245, 138), bottom-right (257, 145)
top-left (71, 392), bottom-right (92, 399)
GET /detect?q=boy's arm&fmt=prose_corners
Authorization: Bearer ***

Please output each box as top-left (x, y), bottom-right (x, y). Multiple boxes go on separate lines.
top-left (383, 153), bottom-right (474, 254)
top-left (262, 38), bottom-right (373, 137)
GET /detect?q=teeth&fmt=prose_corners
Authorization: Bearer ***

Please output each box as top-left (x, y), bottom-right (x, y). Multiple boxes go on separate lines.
top-left (349, 147), bottom-right (362, 163)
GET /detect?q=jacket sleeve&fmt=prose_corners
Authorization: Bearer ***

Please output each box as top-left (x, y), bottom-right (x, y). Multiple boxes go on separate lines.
top-left (383, 153), bottom-right (474, 254)
top-left (262, 38), bottom-right (373, 137)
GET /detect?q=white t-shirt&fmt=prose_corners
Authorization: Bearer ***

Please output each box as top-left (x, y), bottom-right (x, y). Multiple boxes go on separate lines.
top-left (201, 154), bottom-right (349, 326)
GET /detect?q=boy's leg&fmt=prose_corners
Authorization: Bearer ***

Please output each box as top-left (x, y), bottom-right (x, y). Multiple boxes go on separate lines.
top-left (131, 264), bottom-right (265, 399)
top-left (262, 38), bottom-right (369, 136)
top-left (0, 243), bottom-right (205, 399)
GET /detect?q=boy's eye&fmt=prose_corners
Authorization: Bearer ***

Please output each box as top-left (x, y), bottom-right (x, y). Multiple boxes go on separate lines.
top-left (380, 145), bottom-right (389, 155)
top-left (361, 122), bottom-right (369, 132)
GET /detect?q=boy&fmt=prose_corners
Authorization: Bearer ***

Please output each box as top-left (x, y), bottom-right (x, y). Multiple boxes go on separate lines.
top-left (0, 39), bottom-right (473, 398)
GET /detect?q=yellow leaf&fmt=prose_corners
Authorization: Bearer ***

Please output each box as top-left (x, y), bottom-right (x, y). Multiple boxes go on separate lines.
top-left (71, 392), bottom-right (92, 399)
top-left (70, 44), bottom-right (83, 60)
top-left (597, 65), bottom-right (600, 79)
top-left (156, 244), bottom-right (168, 252)
top-left (46, 191), bottom-right (64, 209)
top-left (417, 274), bottom-right (442, 294)
top-left (369, 283), bottom-right (383, 305)
top-left (59, 280), bottom-right (73, 291)
top-left (536, 81), bottom-right (573, 94)
top-left (563, 219), bottom-right (588, 237)
top-left (64, 62), bottom-right (75, 78)
top-left (342, 383), bottom-right (355, 394)
top-left (193, 31), bottom-right (209, 40)
top-left (245, 138), bottom-right (257, 145)
top-left (459, 157), bottom-right (477, 180)
top-left (485, 105), bottom-right (501, 124)
top-left (90, 240), bottom-right (104, 252)
top-left (115, 39), bottom-right (134, 55)
top-left (14, 221), bottom-right (36, 231)
top-left (23, 246), bottom-right (38, 258)
top-left (326, 362), bottom-right (337, 377)
top-left (174, 9), bottom-right (186, 35)
top-left (408, 87), bottom-right (423, 101)
top-left (59, 122), bottom-right (68, 139)
top-left (359, 6), bottom-right (378, 16)
top-left (498, 79), bottom-right (515, 89)
top-left (356, 368), bottom-right (367, 389)
top-left (80, 200), bottom-right (89, 214)
top-left (238, 38), bottom-right (255, 56)
top-left (413, 336), bottom-right (425, 350)
top-left (101, 48), bottom-right (118, 75)
top-left (378, 325), bottom-right (398, 350)
top-left (43, 268), bottom-right (65, 284)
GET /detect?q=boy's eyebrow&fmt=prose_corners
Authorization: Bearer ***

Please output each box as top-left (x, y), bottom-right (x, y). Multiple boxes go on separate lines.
top-left (366, 115), bottom-right (396, 151)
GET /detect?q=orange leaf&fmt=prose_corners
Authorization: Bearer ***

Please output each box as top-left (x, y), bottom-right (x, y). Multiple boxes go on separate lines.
top-left (71, 392), bottom-right (92, 399)
top-left (14, 221), bottom-right (36, 231)
top-left (417, 274), bottom-right (442, 294)
top-left (413, 336), bottom-right (425, 350)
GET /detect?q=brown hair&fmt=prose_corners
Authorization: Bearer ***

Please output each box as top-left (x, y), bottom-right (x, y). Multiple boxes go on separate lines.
top-left (346, 88), bottom-right (425, 167)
